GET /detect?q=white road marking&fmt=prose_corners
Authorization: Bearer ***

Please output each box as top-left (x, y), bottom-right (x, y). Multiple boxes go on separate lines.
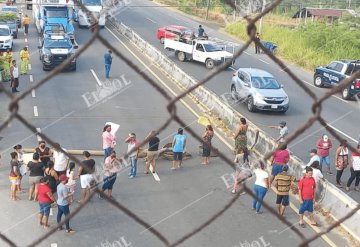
top-left (33, 106), bottom-right (38, 117)
top-left (302, 80), bottom-right (349, 104)
top-left (25, 38), bottom-right (28, 43)
top-left (228, 66), bottom-right (236, 71)
top-left (28, 64), bottom-right (31, 70)
top-left (50, 208), bottom-right (53, 216)
top-left (50, 244), bottom-right (57, 247)
top-left (149, 166), bottom-right (160, 181)
top-left (90, 69), bottom-right (102, 86)
top-left (146, 17), bottom-right (156, 24)
top-left (29, 74), bottom-right (33, 82)
top-left (140, 190), bottom-right (214, 234)
top-left (36, 127), bottom-right (42, 141)
top-left (258, 58), bottom-right (269, 65)
top-left (244, 51), bottom-right (250, 55)
top-left (31, 89), bottom-right (36, 98)
top-left (328, 123), bottom-right (357, 143)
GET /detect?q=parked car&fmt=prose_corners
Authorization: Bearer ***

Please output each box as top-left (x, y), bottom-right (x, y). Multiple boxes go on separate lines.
top-left (230, 68), bottom-right (289, 112)
top-left (1, 6), bottom-right (22, 28)
top-left (314, 60), bottom-right (360, 100)
top-left (0, 12), bottom-right (18, 38)
top-left (0, 25), bottom-right (13, 50)
top-left (157, 25), bottom-right (192, 44)
top-left (38, 34), bottom-right (78, 71)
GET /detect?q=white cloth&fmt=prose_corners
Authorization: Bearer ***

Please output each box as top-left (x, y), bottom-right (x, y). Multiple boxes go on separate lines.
top-left (127, 141), bottom-right (137, 157)
top-left (13, 66), bottom-right (19, 78)
top-left (66, 170), bottom-right (76, 186)
top-left (53, 149), bottom-right (69, 172)
top-left (306, 155), bottom-right (321, 167)
top-left (312, 168), bottom-right (323, 184)
top-left (279, 126), bottom-right (288, 142)
top-left (353, 156), bottom-right (360, 171)
top-left (254, 168), bottom-right (269, 188)
top-left (80, 174), bottom-right (94, 189)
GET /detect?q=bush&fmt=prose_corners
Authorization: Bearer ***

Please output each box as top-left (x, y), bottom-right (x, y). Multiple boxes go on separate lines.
top-left (225, 21), bottom-right (360, 69)
top-left (0, 12), bottom-right (17, 22)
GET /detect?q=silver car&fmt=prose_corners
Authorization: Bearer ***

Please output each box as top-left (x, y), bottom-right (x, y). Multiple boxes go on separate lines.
top-left (230, 68), bottom-right (289, 112)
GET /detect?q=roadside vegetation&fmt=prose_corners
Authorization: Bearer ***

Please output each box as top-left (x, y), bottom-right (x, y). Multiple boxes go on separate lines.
top-left (155, 0), bottom-right (360, 70)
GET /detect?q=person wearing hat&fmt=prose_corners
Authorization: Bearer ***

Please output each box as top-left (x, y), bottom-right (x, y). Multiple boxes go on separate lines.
top-left (306, 149), bottom-right (320, 168)
top-left (269, 121), bottom-right (288, 143)
top-left (274, 165), bottom-right (295, 216)
top-left (172, 128), bottom-right (187, 170)
top-left (102, 124), bottom-right (116, 161)
top-left (125, 133), bottom-right (140, 178)
top-left (57, 174), bottom-right (75, 233)
top-left (316, 134), bottom-right (333, 174)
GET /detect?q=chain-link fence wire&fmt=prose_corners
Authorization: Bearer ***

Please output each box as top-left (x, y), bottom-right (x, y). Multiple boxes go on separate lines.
top-left (0, 0), bottom-right (359, 246)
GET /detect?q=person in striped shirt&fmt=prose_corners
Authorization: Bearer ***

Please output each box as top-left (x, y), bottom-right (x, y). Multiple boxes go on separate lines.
top-left (274, 165), bottom-right (295, 216)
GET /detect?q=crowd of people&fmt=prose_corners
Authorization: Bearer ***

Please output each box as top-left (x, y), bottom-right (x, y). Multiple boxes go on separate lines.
top-left (4, 119), bottom-right (360, 232)
top-left (231, 118), bottom-right (360, 227)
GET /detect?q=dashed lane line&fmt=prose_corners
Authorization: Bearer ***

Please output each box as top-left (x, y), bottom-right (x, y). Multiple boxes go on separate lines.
top-left (145, 17), bottom-right (156, 24)
top-left (29, 74), bottom-right (33, 82)
top-left (36, 127), bottom-right (42, 142)
top-left (258, 58), bottom-right (269, 65)
top-left (31, 89), bottom-right (36, 98)
top-left (90, 69), bottom-right (103, 86)
top-left (33, 106), bottom-right (38, 117)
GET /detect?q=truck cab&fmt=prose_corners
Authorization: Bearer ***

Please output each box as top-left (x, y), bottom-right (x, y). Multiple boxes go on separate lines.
top-left (77, 0), bottom-right (106, 28)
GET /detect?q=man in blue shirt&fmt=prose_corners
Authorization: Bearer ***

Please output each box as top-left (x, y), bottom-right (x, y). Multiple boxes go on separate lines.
top-left (198, 25), bottom-right (204, 37)
top-left (172, 128), bottom-right (187, 170)
top-left (104, 50), bottom-right (113, 79)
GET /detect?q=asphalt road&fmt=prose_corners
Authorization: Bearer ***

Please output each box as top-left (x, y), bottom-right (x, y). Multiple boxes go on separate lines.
top-left (114, 0), bottom-right (360, 202)
top-left (0, 5), bottom-right (350, 247)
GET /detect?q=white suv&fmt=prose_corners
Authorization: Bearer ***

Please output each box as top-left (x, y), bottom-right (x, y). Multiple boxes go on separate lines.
top-left (0, 25), bottom-right (13, 51)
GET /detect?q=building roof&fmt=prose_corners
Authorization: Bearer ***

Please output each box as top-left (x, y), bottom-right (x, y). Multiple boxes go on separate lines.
top-left (293, 8), bottom-right (357, 18)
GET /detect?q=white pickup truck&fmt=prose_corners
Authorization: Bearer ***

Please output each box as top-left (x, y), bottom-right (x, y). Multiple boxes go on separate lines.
top-left (164, 38), bottom-right (234, 69)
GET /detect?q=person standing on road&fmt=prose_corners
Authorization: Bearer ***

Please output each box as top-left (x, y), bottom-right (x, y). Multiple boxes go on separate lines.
top-left (13, 144), bottom-right (25, 192)
top-left (274, 165), bottom-right (295, 216)
top-left (298, 167), bottom-right (317, 228)
top-left (27, 152), bottom-right (44, 201)
top-left (269, 143), bottom-right (290, 185)
top-left (255, 32), bottom-right (261, 54)
top-left (335, 140), bottom-right (349, 188)
top-left (252, 161), bottom-right (269, 214)
top-left (232, 147), bottom-right (252, 194)
top-left (20, 47), bottom-right (29, 75)
top-left (346, 145), bottom-right (360, 191)
top-left (35, 141), bottom-right (52, 166)
top-left (101, 151), bottom-right (122, 198)
top-left (10, 60), bottom-right (19, 93)
top-left (126, 133), bottom-right (140, 178)
top-left (3, 49), bottom-right (12, 82)
top-left (316, 134), bottom-right (333, 174)
top-left (57, 174), bottom-right (76, 233)
top-left (102, 124), bottom-right (116, 161)
top-left (78, 151), bottom-right (96, 203)
top-left (23, 14), bottom-right (30, 36)
top-left (38, 177), bottom-right (56, 229)
top-left (145, 131), bottom-right (160, 174)
top-left (44, 161), bottom-right (59, 194)
top-left (234, 118), bottom-right (248, 162)
top-left (65, 162), bottom-right (77, 204)
top-left (269, 121), bottom-right (288, 143)
top-left (52, 143), bottom-right (69, 176)
top-left (172, 128), bottom-right (187, 170)
top-left (198, 25), bottom-right (204, 37)
top-left (305, 149), bottom-right (320, 168)
top-left (202, 125), bottom-right (214, 165)
top-left (104, 49), bottom-right (113, 79)
top-left (9, 152), bottom-right (20, 201)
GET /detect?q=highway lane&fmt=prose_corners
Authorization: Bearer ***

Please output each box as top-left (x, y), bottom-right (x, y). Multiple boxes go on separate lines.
top-left (115, 0), bottom-right (360, 201)
top-left (0, 12), bottom-right (340, 247)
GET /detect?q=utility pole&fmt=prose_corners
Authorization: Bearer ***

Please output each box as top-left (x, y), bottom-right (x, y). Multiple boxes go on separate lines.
top-left (205, 0), bottom-right (210, 20)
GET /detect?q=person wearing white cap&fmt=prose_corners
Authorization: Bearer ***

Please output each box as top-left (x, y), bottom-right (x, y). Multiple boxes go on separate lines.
top-left (316, 134), bottom-right (333, 175)
top-left (126, 133), bottom-right (140, 178)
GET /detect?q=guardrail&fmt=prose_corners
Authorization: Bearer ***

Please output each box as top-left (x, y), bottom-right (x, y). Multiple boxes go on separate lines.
top-left (107, 17), bottom-right (360, 242)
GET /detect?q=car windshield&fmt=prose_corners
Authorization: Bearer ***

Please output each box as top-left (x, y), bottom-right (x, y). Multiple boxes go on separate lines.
top-left (0, 22), bottom-right (16, 29)
top-left (47, 10), bottom-right (67, 18)
top-left (44, 39), bottom-right (72, 48)
top-left (251, 76), bottom-right (281, 89)
top-left (0, 28), bottom-right (10, 36)
top-left (44, 25), bottom-right (65, 33)
top-left (203, 43), bottom-right (224, 52)
top-left (82, 0), bottom-right (102, 5)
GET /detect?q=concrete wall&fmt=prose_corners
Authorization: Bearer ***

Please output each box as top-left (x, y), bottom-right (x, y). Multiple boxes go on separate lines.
top-left (108, 18), bottom-right (360, 242)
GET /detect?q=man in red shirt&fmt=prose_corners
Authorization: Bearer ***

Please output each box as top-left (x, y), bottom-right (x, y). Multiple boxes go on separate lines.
top-left (298, 167), bottom-right (317, 228)
top-left (316, 134), bottom-right (333, 174)
top-left (38, 177), bottom-right (56, 228)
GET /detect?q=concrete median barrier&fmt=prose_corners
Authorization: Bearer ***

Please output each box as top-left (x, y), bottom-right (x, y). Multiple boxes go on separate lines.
top-left (107, 18), bottom-right (360, 241)
top-left (23, 148), bottom-right (104, 156)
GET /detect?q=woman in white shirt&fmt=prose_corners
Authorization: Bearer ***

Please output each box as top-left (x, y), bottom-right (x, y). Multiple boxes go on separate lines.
top-left (252, 161), bottom-right (270, 214)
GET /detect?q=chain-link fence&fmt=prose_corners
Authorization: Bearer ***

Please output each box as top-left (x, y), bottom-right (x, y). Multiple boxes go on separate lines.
top-left (0, 0), bottom-right (360, 246)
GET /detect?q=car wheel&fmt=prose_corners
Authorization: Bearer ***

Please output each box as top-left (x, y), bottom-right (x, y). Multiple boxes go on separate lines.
top-left (205, 59), bottom-right (215, 69)
top-left (231, 85), bottom-right (238, 100)
top-left (342, 86), bottom-right (352, 100)
top-left (72, 64), bottom-right (77, 71)
top-left (247, 96), bottom-right (255, 112)
top-left (42, 64), bottom-right (49, 71)
top-left (314, 75), bottom-right (324, 87)
top-left (160, 37), bottom-right (164, 44)
top-left (177, 51), bottom-right (186, 62)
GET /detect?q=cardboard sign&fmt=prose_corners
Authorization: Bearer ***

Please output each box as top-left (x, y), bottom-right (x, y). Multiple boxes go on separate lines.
top-left (105, 122), bottom-right (120, 136)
